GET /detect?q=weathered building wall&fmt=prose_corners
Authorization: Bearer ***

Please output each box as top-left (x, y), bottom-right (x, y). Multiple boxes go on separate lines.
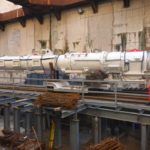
top-left (0, 15), bottom-right (50, 55)
top-left (0, 0), bottom-right (150, 55)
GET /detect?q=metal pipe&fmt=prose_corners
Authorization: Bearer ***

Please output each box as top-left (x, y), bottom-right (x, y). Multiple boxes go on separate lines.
top-left (36, 107), bottom-right (43, 141)
top-left (42, 112), bottom-right (46, 131)
top-left (25, 111), bottom-right (32, 136)
top-left (93, 116), bottom-right (99, 144)
top-left (13, 107), bottom-right (20, 132)
top-left (54, 117), bottom-right (62, 150)
top-left (4, 105), bottom-right (10, 130)
top-left (70, 117), bottom-right (79, 150)
top-left (141, 124), bottom-right (147, 150)
top-left (98, 117), bottom-right (102, 142)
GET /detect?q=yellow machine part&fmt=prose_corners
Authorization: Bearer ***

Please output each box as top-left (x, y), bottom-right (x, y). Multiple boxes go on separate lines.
top-left (49, 120), bottom-right (55, 150)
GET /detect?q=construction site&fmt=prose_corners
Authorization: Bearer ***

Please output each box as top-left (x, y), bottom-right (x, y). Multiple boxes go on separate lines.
top-left (0, 0), bottom-right (150, 150)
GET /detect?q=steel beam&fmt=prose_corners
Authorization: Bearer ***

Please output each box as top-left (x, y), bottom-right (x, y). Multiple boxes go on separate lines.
top-left (141, 124), bottom-right (147, 150)
top-left (70, 118), bottom-right (79, 150)
top-left (93, 116), bottom-right (99, 144)
top-left (4, 105), bottom-right (10, 130)
top-left (98, 117), bottom-right (102, 142)
top-left (54, 117), bottom-right (62, 150)
top-left (36, 107), bottom-right (43, 141)
top-left (13, 107), bottom-right (20, 132)
top-left (42, 112), bottom-right (46, 131)
top-left (81, 108), bottom-right (150, 125)
top-left (25, 111), bottom-right (32, 136)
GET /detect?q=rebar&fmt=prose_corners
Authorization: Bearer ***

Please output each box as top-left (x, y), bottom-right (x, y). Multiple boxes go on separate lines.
top-left (34, 92), bottom-right (80, 109)
top-left (87, 138), bottom-right (125, 150)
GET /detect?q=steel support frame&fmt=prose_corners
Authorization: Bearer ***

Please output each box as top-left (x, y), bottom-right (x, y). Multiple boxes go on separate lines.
top-left (13, 107), bottom-right (20, 132)
top-left (141, 124), bottom-right (147, 150)
top-left (93, 117), bottom-right (99, 144)
top-left (25, 111), bottom-right (32, 136)
top-left (54, 117), bottom-right (62, 150)
top-left (93, 117), bottom-right (102, 144)
top-left (81, 107), bottom-right (150, 125)
top-left (70, 117), bottom-right (80, 150)
top-left (4, 105), bottom-right (10, 130)
top-left (36, 107), bottom-right (43, 141)
top-left (82, 107), bottom-right (150, 150)
top-left (98, 117), bottom-right (102, 142)
top-left (123, 0), bottom-right (130, 8)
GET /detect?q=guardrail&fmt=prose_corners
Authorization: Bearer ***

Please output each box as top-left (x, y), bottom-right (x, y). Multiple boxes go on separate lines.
top-left (0, 76), bottom-right (148, 106)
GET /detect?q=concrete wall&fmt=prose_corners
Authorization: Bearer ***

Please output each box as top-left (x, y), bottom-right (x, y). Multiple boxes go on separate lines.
top-left (0, 0), bottom-right (21, 13)
top-left (0, 0), bottom-right (150, 55)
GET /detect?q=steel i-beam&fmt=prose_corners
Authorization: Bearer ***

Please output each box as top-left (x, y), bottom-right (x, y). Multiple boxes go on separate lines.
top-left (13, 107), bottom-right (20, 132)
top-left (4, 105), bottom-right (11, 130)
top-left (70, 116), bottom-right (79, 150)
top-left (25, 111), bottom-right (32, 136)
top-left (93, 116), bottom-right (99, 144)
top-left (141, 124), bottom-right (147, 150)
top-left (36, 107), bottom-right (43, 141)
top-left (98, 117), bottom-right (102, 142)
top-left (54, 117), bottom-right (62, 150)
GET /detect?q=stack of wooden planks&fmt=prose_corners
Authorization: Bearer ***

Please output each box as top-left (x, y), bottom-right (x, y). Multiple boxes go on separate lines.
top-left (34, 92), bottom-right (80, 109)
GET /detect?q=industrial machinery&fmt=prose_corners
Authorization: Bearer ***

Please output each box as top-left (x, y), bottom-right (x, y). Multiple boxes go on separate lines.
top-left (0, 50), bottom-right (149, 90)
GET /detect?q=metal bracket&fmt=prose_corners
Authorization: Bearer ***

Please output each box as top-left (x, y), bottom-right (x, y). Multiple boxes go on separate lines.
top-left (36, 15), bottom-right (44, 24)
top-left (19, 18), bottom-right (26, 27)
top-left (88, 0), bottom-right (98, 13)
top-left (123, 0), bottom-right (130, 8)
top-left (0, 23), bottom-right (5, 31)
top-left (54, 9), bottom-right (61, 21)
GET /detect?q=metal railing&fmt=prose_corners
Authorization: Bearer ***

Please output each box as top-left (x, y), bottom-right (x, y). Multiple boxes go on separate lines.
top-left (0, 76), bottom-right (148, 106)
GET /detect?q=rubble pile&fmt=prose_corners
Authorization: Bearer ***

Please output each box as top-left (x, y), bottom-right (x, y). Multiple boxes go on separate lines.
top-left (0, 130), bottom-right (44, 150)
top-left (34, 92), bottom-right (80, 109)
top-left (87, 138), bottom-right (125, 150)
